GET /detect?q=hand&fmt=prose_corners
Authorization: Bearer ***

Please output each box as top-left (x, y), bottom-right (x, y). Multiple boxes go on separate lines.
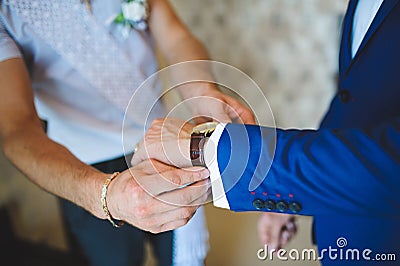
top-left (106, 159), bottom-right (210, 233)
top-left (187, 86), bottom-right (256, 124)
top-left (257, 213), bottom-right (297, 250)
top-left (131, 117), bottom-right (193, 168)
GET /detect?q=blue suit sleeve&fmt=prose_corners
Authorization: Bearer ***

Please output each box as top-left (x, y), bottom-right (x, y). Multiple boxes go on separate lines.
top-left (217, 119), bottom-right (400, 217)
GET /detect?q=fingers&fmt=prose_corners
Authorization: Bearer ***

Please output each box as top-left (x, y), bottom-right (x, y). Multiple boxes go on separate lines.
top-left (238, 107), bottom-right (256, 124)
top-left (145, 206), bottom-right (199, 233)
top-left (134, 165), bottom-right (210, 196)
top-left (156, 178), bottom-right (211, 208)
top-left (226, 97), bottom-right (256, 125)
top-left (285, 218), bottom-right (297, 233)
top-left (280, 219), bottom-right (297, 247)
top-left (131, 137), bottom-right (150, 166)
top-left (141, 186), bottom-right (210, 234)
top-left (128, 177), bottom-right (210, 224)
top-left (155, 218), bottom-right (193, 234)
top-left (258, 216), bottom-right (270, 244)
top-left (257, 213), bottom-right (298, 250)
top-left (269, 218), bottom-right (284, 250)
top-left (148, 192), bottom-right (208, 234)
top-left (131, 118), bottom-right (166, 166)
top-left (258, 213), bottom-right (280, 247)
top-left (131, 118), bottom-right (192, 167)
top-left (192, 116), bottom-right (214, 124)
top-left (146, 192), bottom-right (208, 233)
top-left (109, 158), bottom-right (210, 234)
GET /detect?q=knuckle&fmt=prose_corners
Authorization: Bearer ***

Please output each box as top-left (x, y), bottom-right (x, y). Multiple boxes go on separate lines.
top-left (143, 135), bottom-right (150, 144)
top-left (134, 205), bottom-right (150, 219)
top-left (152, 118), bottom-right (163, 126)
top-left (180, 218), bottom-right (190, 227)
top-left (179, 193), bottom-right (191, 204)
top-left (129, 184), bottom-right (144, 199)
top-left (150, 120), bottom-right (157, 127)
top-left (158, 223), bottom-right (170, 233)
top-left (192, 170), bottom-right (202, 181)
top-left (180, 207), bottom-right (192, 219)
top-left (170, 174), bottom-right (182, 185)
top-left (144, 134), bottom-right (154, 142)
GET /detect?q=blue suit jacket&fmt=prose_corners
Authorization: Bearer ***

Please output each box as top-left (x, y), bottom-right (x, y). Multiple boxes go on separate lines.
top-left (217, 0), bottom-right (400, 264)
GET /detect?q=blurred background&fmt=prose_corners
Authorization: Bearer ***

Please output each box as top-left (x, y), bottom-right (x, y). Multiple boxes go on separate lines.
top-left (0, 0), bottom-right (348, 265)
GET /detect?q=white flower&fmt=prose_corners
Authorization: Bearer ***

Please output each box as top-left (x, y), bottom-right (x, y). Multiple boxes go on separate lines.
top-left (121, 1), bottom-right (147, 22)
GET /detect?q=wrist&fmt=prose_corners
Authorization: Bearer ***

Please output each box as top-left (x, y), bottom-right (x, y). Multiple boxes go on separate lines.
top-left (86, 171), bottom-right (109, 219)
top-left (87, 171), bottom-right (125, 225)
top-left (179, 82), bottom-right (219, 101)
top-left (100, 172), bottom-right (124, 227)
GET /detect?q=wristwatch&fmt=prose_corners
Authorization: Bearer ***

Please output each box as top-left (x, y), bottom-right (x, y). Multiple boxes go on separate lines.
top-left (190, 122), bottom-right (219, 167)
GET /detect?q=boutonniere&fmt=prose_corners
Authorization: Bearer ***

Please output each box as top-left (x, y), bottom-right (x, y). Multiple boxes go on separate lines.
top-left (114, 0), bottom-right (149, 31)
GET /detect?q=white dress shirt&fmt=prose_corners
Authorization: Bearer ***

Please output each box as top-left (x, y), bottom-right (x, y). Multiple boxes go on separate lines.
top-left (352, 0), bottom-right (384, 58)
top-left (0, 0), bottom-right (160, 164)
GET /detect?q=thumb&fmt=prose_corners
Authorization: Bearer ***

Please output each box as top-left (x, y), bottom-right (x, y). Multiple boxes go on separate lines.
top-left (131, 140), bottom-right (163, 166)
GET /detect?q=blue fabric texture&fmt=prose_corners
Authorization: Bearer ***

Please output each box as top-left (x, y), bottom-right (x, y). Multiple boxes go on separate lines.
top-left (217, 0), bottom-right (400, 264)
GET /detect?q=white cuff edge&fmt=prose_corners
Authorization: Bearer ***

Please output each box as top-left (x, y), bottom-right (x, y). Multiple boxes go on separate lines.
top-left (204, 123), bottom-right (230, 209)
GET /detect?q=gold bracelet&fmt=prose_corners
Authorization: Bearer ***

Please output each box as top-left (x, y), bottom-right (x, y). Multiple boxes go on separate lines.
top-left (101, 172), bottom-right (124, 228)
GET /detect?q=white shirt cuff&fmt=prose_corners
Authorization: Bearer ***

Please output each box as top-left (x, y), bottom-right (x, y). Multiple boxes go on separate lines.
top-left (204, 123), bottom-right (230, 209)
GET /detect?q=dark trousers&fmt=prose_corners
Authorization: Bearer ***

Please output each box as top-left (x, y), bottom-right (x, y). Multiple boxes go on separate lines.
top-left (61, 155), bottom-right (173, 266)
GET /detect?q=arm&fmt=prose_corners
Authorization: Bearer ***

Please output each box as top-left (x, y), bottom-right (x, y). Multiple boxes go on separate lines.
top-left (148, 0), bottom-right (254, 124)
top-left (216, 122), bottom-right (400, 217)
top-left (148, 0), bottom-right (210, 75)
top-left (132, 117), bottom-right (299, 248)
top-left (132, 118), bottom-right (400, 216)
top-left (150, 4), bottom-right (295, 246)
top-left (0, 59), bottom-right (210, 232)
top-left (0, 58), bottom-right (105, 218)
top-left (148, 0), bottom-right (211, 101)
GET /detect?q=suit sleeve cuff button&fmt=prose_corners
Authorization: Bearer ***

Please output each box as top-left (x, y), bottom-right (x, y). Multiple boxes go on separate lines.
top-left (276, 200), bottom-right (289, 212)
top-left (265, 199), bottom-right (276, 211)
top-left (289, 201), bottom-right (302, 213)
top-left (252, 199), bottom-right (265, 210)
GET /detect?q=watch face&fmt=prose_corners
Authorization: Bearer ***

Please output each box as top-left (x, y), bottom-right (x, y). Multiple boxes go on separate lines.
top-left (192, 122), bottom-right (219, 135)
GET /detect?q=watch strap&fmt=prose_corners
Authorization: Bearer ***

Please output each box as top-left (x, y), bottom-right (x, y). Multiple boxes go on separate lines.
top-left (190, 133), bottom-right (206, 167)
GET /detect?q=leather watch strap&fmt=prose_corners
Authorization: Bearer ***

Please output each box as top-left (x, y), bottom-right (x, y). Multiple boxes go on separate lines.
top-left (190, 133), bottom-right (206, 167)
top-left (190, 122), bottom-right (218, 167)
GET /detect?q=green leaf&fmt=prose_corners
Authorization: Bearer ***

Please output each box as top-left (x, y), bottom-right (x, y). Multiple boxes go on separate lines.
top-left (114, 12), bottom-right (125, 24)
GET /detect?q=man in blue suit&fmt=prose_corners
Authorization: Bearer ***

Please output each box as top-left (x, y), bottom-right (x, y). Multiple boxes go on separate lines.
top-left (133, 0), bottom-right (400, 264)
